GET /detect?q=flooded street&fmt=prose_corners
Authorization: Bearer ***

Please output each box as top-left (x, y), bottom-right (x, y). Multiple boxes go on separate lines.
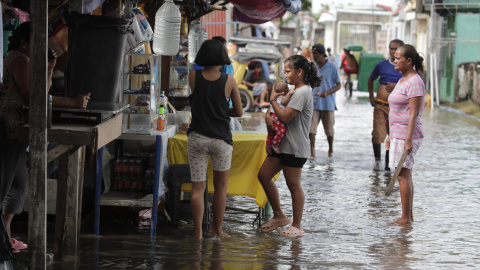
top-left (17, 90), bottom-right (480, 269)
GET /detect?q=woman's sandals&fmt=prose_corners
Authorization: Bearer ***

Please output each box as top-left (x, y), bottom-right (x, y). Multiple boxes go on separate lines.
top-left (279, 226), bottom-right (306, 237)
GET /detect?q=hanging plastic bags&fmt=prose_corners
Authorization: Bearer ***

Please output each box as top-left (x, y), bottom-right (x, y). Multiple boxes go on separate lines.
top-left (133, 7), bottom-right (153, 42)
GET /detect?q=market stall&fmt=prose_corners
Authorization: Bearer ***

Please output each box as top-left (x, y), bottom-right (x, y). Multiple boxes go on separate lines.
top-left (4, 0), bottom-right (302, 267)
top-left (167, 132), bottom-right (278, 207)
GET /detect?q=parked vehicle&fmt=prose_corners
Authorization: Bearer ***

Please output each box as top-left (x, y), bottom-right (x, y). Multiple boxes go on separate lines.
top-left (340, 44), bottom-right (385, 97)
top-left (228, 37), bottom-right (289, 112)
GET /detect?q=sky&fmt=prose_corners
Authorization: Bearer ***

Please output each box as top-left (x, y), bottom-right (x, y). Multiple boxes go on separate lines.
top-left (311, 0), bottom-right (398, 14)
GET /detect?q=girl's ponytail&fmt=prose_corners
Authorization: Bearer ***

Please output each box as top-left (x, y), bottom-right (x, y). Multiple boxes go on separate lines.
top-left (285, 55), bottom-right (322, 88)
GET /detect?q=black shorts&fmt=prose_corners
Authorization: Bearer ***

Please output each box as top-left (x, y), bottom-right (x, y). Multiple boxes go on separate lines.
top-left (268, 152), bottom-right (307, 168)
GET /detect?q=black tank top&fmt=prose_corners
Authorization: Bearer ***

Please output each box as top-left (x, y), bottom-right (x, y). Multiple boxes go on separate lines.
top-left (187, 70), bottom-right (232, 145)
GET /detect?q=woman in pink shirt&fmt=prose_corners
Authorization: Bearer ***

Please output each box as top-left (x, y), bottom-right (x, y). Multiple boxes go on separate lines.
top-left (386, 44), bottom-right (425, 225)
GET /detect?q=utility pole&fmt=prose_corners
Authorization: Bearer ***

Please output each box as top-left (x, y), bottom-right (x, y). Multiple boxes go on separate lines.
top-left (372, 0), bottom-right (376, 53)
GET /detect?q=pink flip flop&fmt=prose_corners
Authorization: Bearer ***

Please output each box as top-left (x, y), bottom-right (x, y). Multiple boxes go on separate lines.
top-left (261, 217), bottom-right (292, 233)
top-left (279, 226), bottom-right (306, 237)
top-left (11, 238), bottom-right (28, 250)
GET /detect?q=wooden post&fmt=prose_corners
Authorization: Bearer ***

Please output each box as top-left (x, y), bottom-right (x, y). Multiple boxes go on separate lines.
top-left (54, 152), bottom-right (68, 260)
top-left (65, 146), bottom-right (86, 247)
top-left (28, 1), bottom-right (48, 268)
top-left (54, 146), bottom-right (83, 260)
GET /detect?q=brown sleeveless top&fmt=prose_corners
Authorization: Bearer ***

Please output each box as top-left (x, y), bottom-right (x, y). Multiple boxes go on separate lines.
top-left (0, 50), bottom-right (28, 139)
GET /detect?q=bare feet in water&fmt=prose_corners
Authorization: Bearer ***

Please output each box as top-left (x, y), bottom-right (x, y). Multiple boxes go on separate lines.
top-left (328, 149), bottom-right (333, 157)
top-left (272, 145), bottom-right (281, 154)
top-left (212, 231), bottom-right (231, 238)
top-left (390, 217), bottom-right (413, 225)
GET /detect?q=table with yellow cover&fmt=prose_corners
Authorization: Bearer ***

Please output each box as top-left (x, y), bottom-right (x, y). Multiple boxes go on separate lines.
top-left (167, 132), bottom-right (278, 207)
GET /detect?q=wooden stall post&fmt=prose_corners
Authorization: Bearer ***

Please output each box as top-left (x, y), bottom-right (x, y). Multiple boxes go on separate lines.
top-left (53, 145), bottom-right (85, 259)
top-left (28, 1), bottom-right (49, 268)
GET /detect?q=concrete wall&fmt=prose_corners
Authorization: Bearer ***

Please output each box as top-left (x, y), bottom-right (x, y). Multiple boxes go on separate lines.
top-left (334, 10), bottom-right (391, 54)
top-left (336, 11), bottom-right (391, 24)
top-left (443, 13), bottom-right (480, 103)
top-left (323, 21), bottom-right (336, 54)
top-left (456, 63), bottom-right (480, 105)
top-left (454, 13), bottom-right (480, 66)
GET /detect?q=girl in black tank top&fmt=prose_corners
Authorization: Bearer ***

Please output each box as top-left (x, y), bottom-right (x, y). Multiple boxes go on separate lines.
top-left (188, 71), bottom-right (232, 145)
top-left (186, 39), bottom-right (243, 240)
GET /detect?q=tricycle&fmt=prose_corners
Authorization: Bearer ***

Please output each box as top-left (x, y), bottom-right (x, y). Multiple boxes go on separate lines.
top-left (228, 36), bottom-right (289, 112)
top-left (340, 44), bottom-right (385, 97)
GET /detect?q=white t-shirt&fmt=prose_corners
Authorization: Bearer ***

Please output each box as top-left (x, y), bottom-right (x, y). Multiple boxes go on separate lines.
top-left (269, 96), bottom-right (286, 113)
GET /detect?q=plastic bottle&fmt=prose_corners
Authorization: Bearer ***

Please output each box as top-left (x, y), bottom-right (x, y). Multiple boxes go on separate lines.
top-left (170, 67), bottom-right (178, 82)
top-left (113, 159), bottom-right (122, 175)
top-left (156, 106), bottom-right (165, 131)
top-left (120, 158), bottom-right (128, 175)
top-left (152, 0), bottom-right (181, 55)
top-left (135, 159), bottom-right (144, 176)
top-left (188, 20), bottom-right (208, 63)
top-left (180, 11), bottom-right (188, 36)
top-left (158, 91), bottom-right (168, 126)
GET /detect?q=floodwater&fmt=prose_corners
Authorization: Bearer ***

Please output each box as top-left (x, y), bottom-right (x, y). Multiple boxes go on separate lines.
top-left (15, 90), bottom-right (480, 269)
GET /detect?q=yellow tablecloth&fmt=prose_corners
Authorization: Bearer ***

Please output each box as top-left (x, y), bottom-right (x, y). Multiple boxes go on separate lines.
top-left (167, 132), bottom-right (277, 207)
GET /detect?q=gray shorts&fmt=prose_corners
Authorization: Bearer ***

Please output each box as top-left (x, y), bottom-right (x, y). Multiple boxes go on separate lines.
top-left (187, 132), bottom-right (233, 182)
top-left (310, 110), bottom-right (335, 136)
top-left (389, 138), bottom-right (423, 169)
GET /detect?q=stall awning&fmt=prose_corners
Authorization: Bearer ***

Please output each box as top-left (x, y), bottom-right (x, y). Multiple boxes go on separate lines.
top-left (206, 0), bottom-right (301, 24)
top-left (228, 0), bottom-right (301, 24)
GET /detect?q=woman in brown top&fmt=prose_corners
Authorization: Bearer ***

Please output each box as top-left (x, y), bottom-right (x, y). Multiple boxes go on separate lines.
top-left (0, 22), bottom-right (89, 253)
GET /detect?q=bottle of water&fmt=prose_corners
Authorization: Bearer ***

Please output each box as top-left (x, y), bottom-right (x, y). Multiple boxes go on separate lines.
top-left (163, 95), bottom-right (168, 127)
top-left (188, 20), bottom-right (208, 63)
top-left (156, 106), bottom-right (166, 131)
top-left (157, 91), bottom-right (168, 123)
top-left (152, 0), bottom-right (181, 55)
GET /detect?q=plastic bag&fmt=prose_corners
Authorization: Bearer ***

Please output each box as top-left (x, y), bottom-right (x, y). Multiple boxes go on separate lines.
top-left (133, 8), bottom-right (153, 42)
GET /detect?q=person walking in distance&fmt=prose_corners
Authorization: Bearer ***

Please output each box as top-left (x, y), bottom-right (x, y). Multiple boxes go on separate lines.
top-left (326, 47), bottom-right (336, 65)
top-left (309, 43), bottom-right (341, 158)
top-left (368, 39), bottom-right (404, 171)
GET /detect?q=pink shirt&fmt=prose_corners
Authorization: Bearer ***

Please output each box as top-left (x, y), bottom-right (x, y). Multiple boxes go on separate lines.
top-left (388, 73), bottom-right (425, 140)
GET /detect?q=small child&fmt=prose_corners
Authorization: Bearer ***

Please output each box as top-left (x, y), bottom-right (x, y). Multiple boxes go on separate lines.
top-left (266, 81), bottom-right (291, 154)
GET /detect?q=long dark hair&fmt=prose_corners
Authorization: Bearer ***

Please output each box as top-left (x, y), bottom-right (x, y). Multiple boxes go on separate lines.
top-left (399, 44), bottom-right (424, 75)
top-left (285, 55), bottom-right (322, 88)
top-left (8, 22), bottom-right (30, 52)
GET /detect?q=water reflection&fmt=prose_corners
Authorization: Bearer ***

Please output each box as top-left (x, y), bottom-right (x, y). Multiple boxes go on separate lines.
top-left (24, 91), bottom-right (480, 269)
top-left (371, 226), bottom-right (413, 269)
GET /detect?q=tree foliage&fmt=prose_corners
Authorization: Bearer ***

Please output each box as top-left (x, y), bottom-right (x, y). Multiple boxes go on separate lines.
top-left (301, 0), bottom-right (312, 11)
